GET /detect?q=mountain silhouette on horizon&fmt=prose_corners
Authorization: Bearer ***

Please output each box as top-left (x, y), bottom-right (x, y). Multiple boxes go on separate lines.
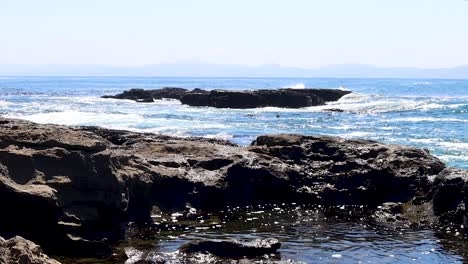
top-left (1, 63), bottom-right (467, 79)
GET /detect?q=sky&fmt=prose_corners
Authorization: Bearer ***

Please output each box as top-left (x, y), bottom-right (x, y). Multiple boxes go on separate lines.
top-left (0, 0), bottom-right (467, 69)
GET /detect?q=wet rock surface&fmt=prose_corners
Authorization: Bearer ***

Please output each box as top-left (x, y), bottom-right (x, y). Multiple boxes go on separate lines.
top-left (179, 238), bottom-right (281, 258)
top-left (0, 236), bottom-right (61, 264)
top-left (101, 87), bottom-right (351, 108)
top-left (0, 117), bottom-right (466, 259)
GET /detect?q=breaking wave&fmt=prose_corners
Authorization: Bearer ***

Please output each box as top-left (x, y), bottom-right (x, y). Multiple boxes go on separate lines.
top-left (283, 83), bottom-right (305, 89)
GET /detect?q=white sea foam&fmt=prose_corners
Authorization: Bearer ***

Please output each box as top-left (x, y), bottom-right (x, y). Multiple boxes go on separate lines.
top-left (379, 126), bottom-right (399, 131)
top-left (438, 154), bottom-right (468, 164)
top-left (49, 96), bottom-right (182, 106)
top-left (407, 138), bottom-right (438, 144)
top-left (283, 83), bottom-right (305, 89)
top-left (0, 100), bottom-right (12, 107)
top-left (341, 131), bottom-right (374, 138)
top-left (314, 93), bottom-right (462, 114)
top-left (328, 125), bottom-right (353, 130)
top-left (392, 117), bottom-right (467, 123)
top-left (5, 111), bottom-right (145, 126)
top-left (337, 86), bottom-right (350, 91)
top-left (437, 142), bottom-right (468, 150)
top-left (149, 98), bottom-right (182, 106)
top-left (204, 132), bottom-right (234, 141)
top-left (413, 81), bottom-right (432, 85)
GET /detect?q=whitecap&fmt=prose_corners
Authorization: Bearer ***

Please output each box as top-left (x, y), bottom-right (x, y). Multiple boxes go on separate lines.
top-left (0, 100), bottom-right (12, 107)
top-left (412, 81), bottom-right (432, 85)
top-left (337, 85), bottom-right (350, 91)
top-left (283, 83), bottom-right (305, 89)
top-left (155, 98), bottom-right (182, 105)
top-left (319, 95), bottom-right (456, 114)
top-left (407, 138), bottom-right (438, 144)
top-left (5, 111), bottom-right (145, 126)
top-left (437, 142), bottom-right (468, 150)
top-left (392, 117), bottom-right (467, 123)
top-left (341, 131), bottom-right (374, 138)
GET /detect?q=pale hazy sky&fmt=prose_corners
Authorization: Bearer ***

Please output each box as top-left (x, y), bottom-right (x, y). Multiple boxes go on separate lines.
top-left (1, 0), bottom-right (467, 69)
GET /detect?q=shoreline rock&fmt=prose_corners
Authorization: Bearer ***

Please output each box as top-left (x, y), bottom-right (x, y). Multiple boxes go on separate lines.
top-left (101, 87), bottom-right (351, 108)
top-left (0, 118), bottom-right (466, 258)
top-left (0, 236), bottom-right (60, 264)
top-left (102, 87), bottom-right (188, 103)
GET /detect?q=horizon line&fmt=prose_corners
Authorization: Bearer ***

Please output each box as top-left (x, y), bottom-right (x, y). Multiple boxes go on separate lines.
top-left (1, 63), bottom-right (467, 70)
top-left (1, 75), bottom-right (467, 80)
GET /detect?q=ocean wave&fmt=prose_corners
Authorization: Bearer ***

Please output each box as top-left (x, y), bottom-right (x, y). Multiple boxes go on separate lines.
top-left (282, 83), bottom-right (305, 89)
top-left (204, 132), bottom-right (234, 141)
top-left (314, 93), bottom-right (464, 114)
top-left (412, 81), bottom-right (432, 85)
top-left (392, 117), bottom-right (467, 123)
top-left (337, 86), bottom-right (350, 91)
top-left (4, 111), bottom-right (145, 126)
top-left (437, 154), bottom-right (468, 169)
top-left (407, 138), bottom-right (438, 144)
top-left (0, 100), bottom-right (12, 107)
top-left (341, 131), bottom-right (374, 138)
top-left (437, 142), bottom-right (468, 151)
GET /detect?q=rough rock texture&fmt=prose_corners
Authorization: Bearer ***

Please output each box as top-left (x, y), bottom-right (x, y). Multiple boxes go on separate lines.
top-left (101, 87), bottom-right (188, 102)
top-left (179, 238), bottom-right (281, 258)
top-left (0, 236), bottom-right (60, 264)
top-left (432, 168), bottom-right (468, 225)
top-left (0, 118), bottom-right (465, 258)
top-left (102, 87), bottom-right (351, 108)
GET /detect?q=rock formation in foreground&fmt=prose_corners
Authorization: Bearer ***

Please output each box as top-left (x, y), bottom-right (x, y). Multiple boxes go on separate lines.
top-left (0, 118), bottom-right (466, 258)
top-left (0, 236), bottom-right (60, 264)
top-left (101, 87), bottom-right (351, 108)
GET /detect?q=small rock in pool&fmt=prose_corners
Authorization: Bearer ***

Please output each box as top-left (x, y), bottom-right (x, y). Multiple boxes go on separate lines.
top-left (324, 108), bottom-right (345, 112)
top-left (179, 238), bottom-right (281, 258)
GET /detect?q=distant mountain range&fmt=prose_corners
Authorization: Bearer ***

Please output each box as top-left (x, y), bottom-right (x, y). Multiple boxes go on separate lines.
top-left (1, 63), bottom-right (467, 79)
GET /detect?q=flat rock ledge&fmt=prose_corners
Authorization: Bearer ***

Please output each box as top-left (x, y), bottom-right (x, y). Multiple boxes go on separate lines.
top-left (0, 236), bottom-right (60, 264)
top-left (0, 117), bottom-right (467, 258)
top-left (101, 87), bottom-right (351, 108)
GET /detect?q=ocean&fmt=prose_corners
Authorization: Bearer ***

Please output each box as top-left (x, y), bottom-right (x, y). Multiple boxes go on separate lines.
top-left (1, 76), bottom-right (466, 169)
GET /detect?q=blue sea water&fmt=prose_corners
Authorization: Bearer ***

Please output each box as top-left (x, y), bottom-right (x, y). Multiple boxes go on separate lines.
top-left (1, 76), bottom-right (468, 263)
top-left (1, 76), bottom-right (466, 169)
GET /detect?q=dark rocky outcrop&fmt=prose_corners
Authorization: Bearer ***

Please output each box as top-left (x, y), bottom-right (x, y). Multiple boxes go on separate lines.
top-left (0, 236), bottom-right (60, 264)
top-left (101, 87), bottom-right (189, 103)
top-left (102, 87), bottom-right (351, 108)
top-left (0, 118), bottom-right (466, 258)
top-left (179, 238), bottom-right (281, 258)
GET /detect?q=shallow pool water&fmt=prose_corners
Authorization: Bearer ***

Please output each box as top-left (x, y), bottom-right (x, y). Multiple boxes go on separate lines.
top-left (59, 205), bottom-right (468, 263)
